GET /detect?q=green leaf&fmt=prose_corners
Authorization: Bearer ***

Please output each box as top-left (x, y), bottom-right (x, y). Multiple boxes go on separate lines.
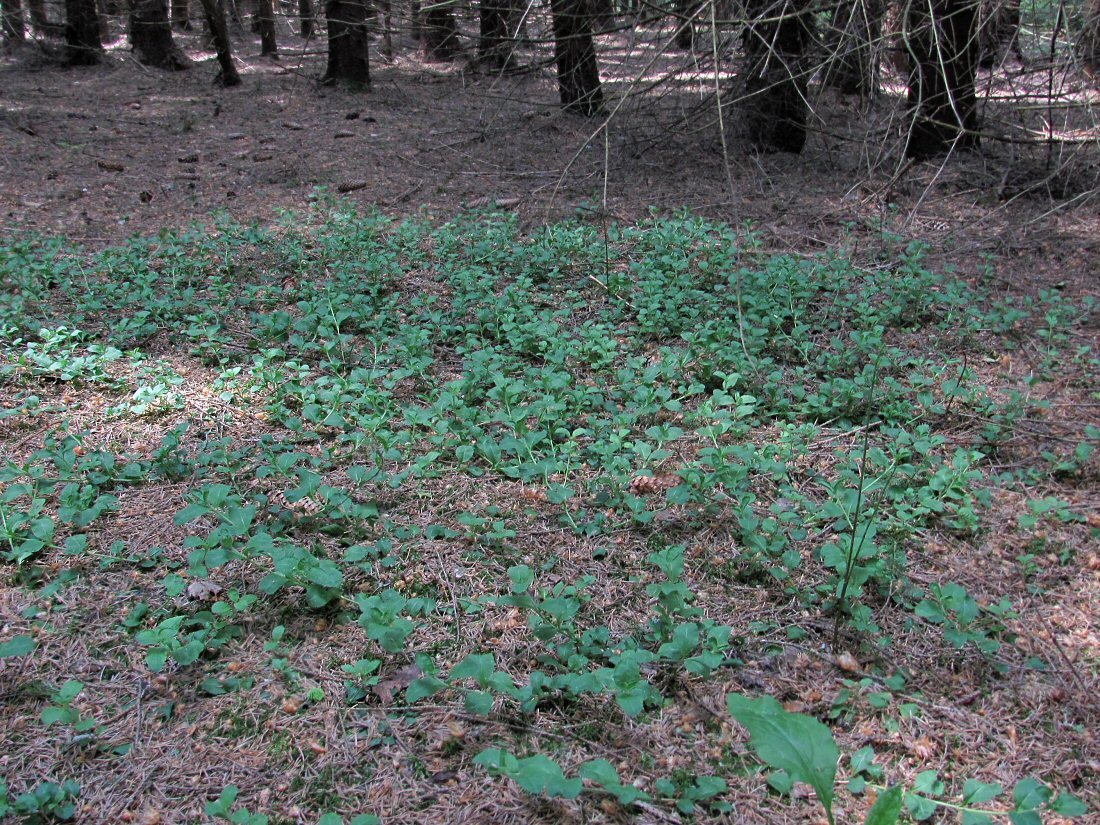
top-left (464, 690), bottom-right (494, 715)
top-left (349, 816), bottom-right (381, 825)
top-left (579, 759), bottom-right (650, 805)
top-left (1013, 777), bottom-right (1051, 811)
top-left (406, 675), bottom-right (446, 703)
top-left (450, 653), bottom-right (495, 687)
top-left (1050, 791), bottom-right (1089, 816)
top-left (962, 812), bottom-right (994, 825)
top-left (64, 533), bottom-right (88, 555)
top-left (146, 648), bottom-right (168, 672)
top-left (961, 778), bottom-right (1002, 805)
top-left (512, 754), bottom-right (583, 799)
top-left (0, 634), bottom-right (35, 658)
top-left (864, 785), bottom-right (902, 825)
top-left (507, 565), bottom-right (533, 593)
top-left (905, 793), bottom-right (938, 821)
top-left (56, 679), bottom-right (84, 703)
top-left (727, 693), bottom-right (838, 823)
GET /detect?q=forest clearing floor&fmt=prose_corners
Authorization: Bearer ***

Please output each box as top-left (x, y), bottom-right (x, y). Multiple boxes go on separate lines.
top-left (0, 18), bottom-right (1099, 825)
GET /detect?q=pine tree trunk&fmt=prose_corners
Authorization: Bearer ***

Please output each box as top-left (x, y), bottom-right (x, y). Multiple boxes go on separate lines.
top-left (550, 0), bottom-right (603, 115)
top-left (742, 0), bottom-right (814, 153)
top-left (478, 0), bottom-right (511, 66)
top-left (65, 0), bottom-right (102, 62)
top-left (2, 0), bottom-right (25, 39)
top-left (298, 0), bottom-right (311, 36)
top-left (1077, 0), bottom-right (1099, 73)
top-left (673, 0), bottom-right (695, 49)
top-left (28, 0), bottom-right (64, 37)
top-left (131, 0), bottom-right (192, 68)
top-left (198, 0), bottom-right (240, 83)
top-left (977, 0), bottom-right (1020, 67)
top-left (421, 0), bottom-right (458, 59)
top-left (172, 0), bottom-right (191, 28)
top-left (904, 0), bottom-right (980, 158)
top-left (95, 0), bottom-right (110, 40)
top-left (822, 0), bottom-right (885, 95)
top-left (256, 0), bottom-right (276, 53)
top-left (323, 0), bottom-right (370, 85)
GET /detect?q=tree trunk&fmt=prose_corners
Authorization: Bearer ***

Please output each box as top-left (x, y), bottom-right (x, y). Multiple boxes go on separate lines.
top-left (421, 0), bottom-right (459, 59)
top-left (822, 0), bottom-right (885, 95)
top-left (550, 0), bottom-right (603, 115)
top-left (323, 0), bottom-right (370, 85)
top-left (977, 0), bottom-right (1020, 67)
top-left (904, 0), bottom-right (980, 158)
top-left (379, 0), bottom-right (391, 57)
top-left (742, 0), bottom-right (814, 153)
top-left (673, 0), bottom-right (695, 49)
top-left (65, 0), bottom-right (102, 62)
top-left (28, 0), bottom-right (64, 36)
top-left (172, 0), bottom-right (190, 28)
top-left (2, 0), bottom-right (25, 40)
top-left (131, 0), bottom-right (192, 67)
top-left (95, 0), bottom-right (110, 40)
top-left (256, 0), bottom-right (276, 53)
top-left (589, 0), bottom-right (612, 30)
top-left (478, 0), bottom-right (512, 66)
top-left (1082, 0), bottom-right (1100, 73)
top-left (198, 0), bottom-right (240, 83)
top-left (298, 0), bottom-right (311, 36)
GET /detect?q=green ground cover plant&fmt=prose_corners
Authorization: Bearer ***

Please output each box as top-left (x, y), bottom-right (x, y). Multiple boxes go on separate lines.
top-left (0, 201), bottom-right (1095, 822)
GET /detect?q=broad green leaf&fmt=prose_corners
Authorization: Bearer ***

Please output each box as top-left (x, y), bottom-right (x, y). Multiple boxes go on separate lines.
top-left (905, 793), bottom-right (938, 821)
top-left (962, 778), bottom-right (1002, 805)
top-left (727, 693), bottom-right (838, 823)
top-left (450, 653), bottom-right (495, 686)
top-left (1050, 791), bottom-right (1088, 816)
top-left (405, 675), bottom-right (446, 703)
top-left (864, 785), bottom-right (903, 825)
top-left (0, 634), bottom-right (35, 658)
top-left (512, 754), bottom-right (582, 799)
top-left (464, 690), bottom-right (494, 715)
top-left (1013, 778), bottom-right (1051, 811)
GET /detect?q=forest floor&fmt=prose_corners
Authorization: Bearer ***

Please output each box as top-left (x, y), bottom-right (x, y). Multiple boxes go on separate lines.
top-left (0, 14), bottom-right (1099, 825)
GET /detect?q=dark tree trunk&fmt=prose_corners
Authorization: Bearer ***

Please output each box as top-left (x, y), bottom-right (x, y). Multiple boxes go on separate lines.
top-left (673, 0), bottom-right (695, 49)
top-left (904, 0), bottom-right (980, 158)
top-left (198, 0), bottom-right (240, 83)
top-left (822, 0), bottom-right (885, 95)
top-left (28, 0), bottom-right (64, 36)
top-left (742, 0), bottom-right (814, 153)
top-left (298, 0), bottom-right (311, 36)
top-left (256, 0), bottom-right (276, 53)
top-left (172, 0), bottom-right (190, 28)
top-left (225, 0), bottom-right (243, 29)
top-left (131, 0), bottom-right (191, 66)
top-left (2, 0), bottom-right (25, 39)
top-left (1082, 0), bottom-right (1100, 73)
top-left (550, 0), bottom-right (603, 115)
top-left (977, 0), bottom-right (1020, 67)
top-left (421, 0), bottom-right (459, 59)
top-left (65, 0), bottom-right (102, 62)
top-left (589, 0), bottom-right (612, 30)
top-left (378, 0), bottom-right (391, 57)
top-left (323, 0), bottom-right (370, 85)
top-left (95, 0), bottom-right (110, 40)
top-left (478, 0), bottom-right (511, 66)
